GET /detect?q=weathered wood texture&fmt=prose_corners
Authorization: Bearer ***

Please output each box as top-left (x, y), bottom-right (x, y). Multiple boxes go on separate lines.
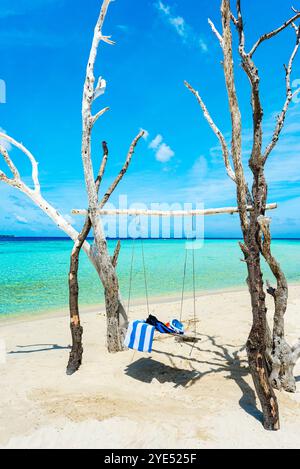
top-left (67, 129), bottom-right (144, 372)
top-left (66, 141), bottom-right (109, 375)
top-left (72, 204), bottom-right (277, 217)
top-left (79, 0), bottom-right (147, 353)
top-left (186, 0), bottom-right (300, 430)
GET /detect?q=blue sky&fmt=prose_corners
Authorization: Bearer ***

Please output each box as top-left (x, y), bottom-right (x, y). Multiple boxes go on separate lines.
top-left (0, 0), bottom-right (300, 237)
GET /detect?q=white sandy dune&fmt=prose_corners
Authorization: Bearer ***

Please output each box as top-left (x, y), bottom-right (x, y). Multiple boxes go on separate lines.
top-left (1, 286), bottom-right (300, 449)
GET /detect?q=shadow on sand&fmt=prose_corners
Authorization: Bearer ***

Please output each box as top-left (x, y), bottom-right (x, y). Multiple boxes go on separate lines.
top-left (8, 344), bottom-right (71, 354)
top-left (125, 333), bottom-right (262, 425)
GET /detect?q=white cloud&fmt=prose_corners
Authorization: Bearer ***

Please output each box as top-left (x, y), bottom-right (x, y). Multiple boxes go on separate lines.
top-left (155, 1), bottom-right (208, 53)
top-left (190, 156), bottom-right (208, 179)
top-left (156, 2), bottom-right (187, 40)
top-left (149, 134), bottom-right (163, 149)
top-left (155, 143), bottom-right (175, 163)
top-left (15, 215), bottom-right (28, 224)
top-left (169, 16), bottom-right (185, 37)
top-left (148, 134), bottom-right (175, 163)
top-left (157, 1), bottom-right (170, 15)
top-left (199, 38), bottom-right (208, 53)
top-left (116, 24), bottom-right (130, 33)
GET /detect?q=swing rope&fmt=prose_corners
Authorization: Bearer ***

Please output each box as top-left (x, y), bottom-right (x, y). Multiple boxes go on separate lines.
top-left (180, 244), bottom-right (197, 340)
top-left (141, 238), bottom-right (150, 316)
top-left (127, 215), bottom-right (199, 346)
top-left (192, 245), bottom-right (196, 333)
top-left (190, 245), bottom-right (197, 355)
top-left (180, 248), bottom-right (188, 323)
top-left (127, 216), bottom-right (150, 317)
top-left (127, 238), bottom-right (135, 316)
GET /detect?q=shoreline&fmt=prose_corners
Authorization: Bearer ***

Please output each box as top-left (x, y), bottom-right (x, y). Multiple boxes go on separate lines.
top-left (1, 282), bottom-right (299, 326)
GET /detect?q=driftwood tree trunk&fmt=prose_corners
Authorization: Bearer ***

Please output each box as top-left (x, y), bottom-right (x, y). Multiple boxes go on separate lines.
top-left (186, 0), bottom-right (300, 430)
top-left (80, 0), bottom-right (125, 353)
top-left (222, 1), bottom-right (279, 430)
top-left (79, 0), bottom-right (148, 353)
top-left (67, 141), bottom-right (109, 375)
top-left (67, 130), bottom-right (143, 373)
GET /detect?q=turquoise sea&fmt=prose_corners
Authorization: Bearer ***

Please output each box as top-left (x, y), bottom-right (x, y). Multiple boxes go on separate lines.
top-left (0, 238), bottom-right (299, 318)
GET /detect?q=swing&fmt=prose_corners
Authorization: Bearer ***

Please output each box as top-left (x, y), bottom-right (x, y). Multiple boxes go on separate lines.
top-left (124, 218), bottom-right (200, 354)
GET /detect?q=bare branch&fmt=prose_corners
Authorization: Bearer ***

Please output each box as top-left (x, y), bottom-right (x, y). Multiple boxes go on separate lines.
top-left (100, 35), bottom-right (115, 45)
top-left (0, 169), bottom-right (11, 184)
top-left (67, 137), bottom-right (114, 374)
top-left (81, 0), bottom-right (129, 352)
top-left (70, 141), bottom-right (109, 257)
top-left (72, 203), bottom-right (278, 217)
top-left (263, 27), bottom-right (300, 163)
top-left (82, 0), bottom-right (114, 211)
top-left (95, 141), bottom-right (109, 188)
top-left (92, 106), bottom-right (110, 125)
top-left (83, 0), bottom-right (114, 118)
top-left (184, 80), bottom-right (236, 182)
top-left (249, 12), bottom-right (300, 57)
top-left (0, 131), bottom-right (92, 258)
top-left (257, 215), bottom-right (288, 337)
top-left (221, 0), bottom-right (249, 232)
top-left (235, 1), bottom-right (264, 170)
top-left (208, 18), bottom-right (224, 48)
top-left (230, 13), bottom-right (238, 27)
top-left (0, 132), bottom-right (40, 193)
top-left (111, 240), bottom-right (121, 268)
top-left (100, 130), bottom-right (145, 208)
top-left (236, 1), bottom-right (245, 51)
top-left (0, 144), bottom-right (20, 181)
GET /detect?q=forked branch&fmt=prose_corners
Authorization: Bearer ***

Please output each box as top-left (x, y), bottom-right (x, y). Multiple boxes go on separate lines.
top-left (221, 0), bottom-right (249, 232)
top-left (236, 1), bottom-right (264, 169)
top-left (184, 81), bottom-right (236, 182)
top-left (208, 18), bottom-right (224, 48)
top-left (0, 132), bottom-right (40, 193)
top-left (0, 144), bottom-right (20, 181)
top-left (99, 130), bottom-right (145, 208)
top-left (249, 11), bottom-right (300, 57)
top-left (263, 24), bottom-right (300, 163)
top-left (0, 133), bottom-right (91, 257)
top-left (93, 106), bottom-right (110, 125)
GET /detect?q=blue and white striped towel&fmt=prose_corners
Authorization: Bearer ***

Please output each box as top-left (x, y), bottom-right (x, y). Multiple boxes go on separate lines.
top-left (124, 320), bottom-right (155, 353)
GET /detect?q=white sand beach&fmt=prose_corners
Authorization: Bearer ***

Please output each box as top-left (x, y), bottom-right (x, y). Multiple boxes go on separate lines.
top-left (1, 286), bottom-right (300, 449)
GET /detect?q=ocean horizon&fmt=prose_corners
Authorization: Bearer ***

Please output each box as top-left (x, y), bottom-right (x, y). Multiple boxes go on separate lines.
top-left (1, 236), bottom-right (300, 240)
top-left (0, 237), bottom-right (299, 319)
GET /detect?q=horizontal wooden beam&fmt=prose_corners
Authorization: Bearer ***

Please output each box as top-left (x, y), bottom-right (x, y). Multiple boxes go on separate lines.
top-left (71, 203), bottom-right (277, 217)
